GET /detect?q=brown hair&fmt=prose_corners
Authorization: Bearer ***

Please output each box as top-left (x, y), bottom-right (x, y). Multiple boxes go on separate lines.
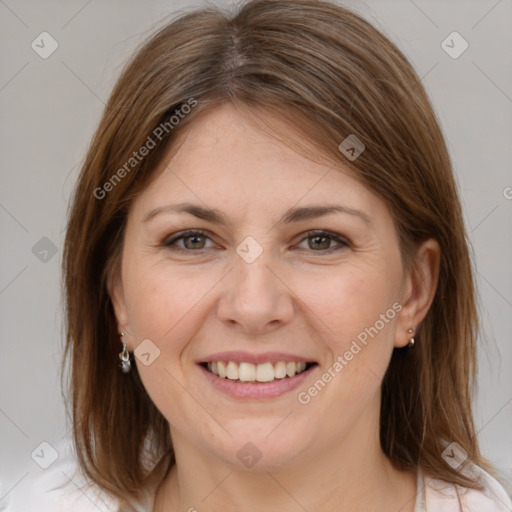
top-left (62, 0), bottom-right (488, 504)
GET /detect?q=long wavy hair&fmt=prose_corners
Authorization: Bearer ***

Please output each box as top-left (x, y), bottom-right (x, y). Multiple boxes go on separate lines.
top-left (62, 0), bottom-right (488, 505)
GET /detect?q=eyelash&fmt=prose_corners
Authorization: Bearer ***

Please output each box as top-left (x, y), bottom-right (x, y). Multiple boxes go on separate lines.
top-left (162, 229), bottom-right (350, 254)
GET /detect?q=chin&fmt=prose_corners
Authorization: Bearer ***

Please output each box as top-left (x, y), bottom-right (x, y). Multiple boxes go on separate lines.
top-left (203, 419), bottom-right (315, 471)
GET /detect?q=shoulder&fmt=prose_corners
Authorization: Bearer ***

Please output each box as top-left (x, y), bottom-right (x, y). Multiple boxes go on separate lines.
top-left (421, 463), bottom-right (512, 512)
top-left (1, 435), bottom-right (161, 512)
top-left (0, 438), bottom-right (121, 512)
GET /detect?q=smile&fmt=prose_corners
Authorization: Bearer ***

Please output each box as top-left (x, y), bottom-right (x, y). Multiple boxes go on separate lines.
top-left (204, 360), bottom-right (313, 382)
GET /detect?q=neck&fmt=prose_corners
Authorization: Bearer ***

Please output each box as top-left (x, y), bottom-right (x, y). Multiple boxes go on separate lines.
top-left (154, 402), bottom-right (417, 511)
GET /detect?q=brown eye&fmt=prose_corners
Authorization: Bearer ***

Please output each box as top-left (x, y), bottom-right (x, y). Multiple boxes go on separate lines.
top-left (163, 230), bottom-right (213, 251)
top-left (182, 233), bottom-right (207, 249)
top-left (297, 230), bottom-right (350, 253)
top-left (308, 234), bottom-right (332, 250)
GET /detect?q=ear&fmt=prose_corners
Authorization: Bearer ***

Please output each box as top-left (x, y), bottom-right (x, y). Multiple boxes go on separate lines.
top-left (395, 238), bottom-right (440, 348)
top-left (106, 264), bottom-right (131, 347)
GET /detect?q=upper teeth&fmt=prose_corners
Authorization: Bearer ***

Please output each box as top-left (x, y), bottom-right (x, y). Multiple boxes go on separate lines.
top-left (207, 361), bottom-right (308, 382)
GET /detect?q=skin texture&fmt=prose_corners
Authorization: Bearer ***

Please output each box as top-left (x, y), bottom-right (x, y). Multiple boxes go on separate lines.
top-left (109, 104), bottom-right (440, 511)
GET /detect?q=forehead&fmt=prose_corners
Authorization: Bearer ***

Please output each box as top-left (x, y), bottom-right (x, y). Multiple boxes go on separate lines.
top-left (130, 104), bottom-right (388, 226)
top-left (161, 104), bottom-right (335, 180)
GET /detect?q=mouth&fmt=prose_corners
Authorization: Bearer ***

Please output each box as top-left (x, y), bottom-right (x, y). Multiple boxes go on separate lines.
top-left (197, 351), bottom-right (319, 399)
top-left (200, 360), bottom-right (318, 383)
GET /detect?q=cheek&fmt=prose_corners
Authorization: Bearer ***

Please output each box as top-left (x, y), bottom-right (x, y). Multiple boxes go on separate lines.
top-left (297, 264), bottom-right (400, 347)
top-left (123, 259), bottom-right (212, 342)
top-left (292, 270), bottom-right (399, 432)
top-left (123, 262), bottom-right (208, 427)
top-left (294, 263), bottom-right (401, 411)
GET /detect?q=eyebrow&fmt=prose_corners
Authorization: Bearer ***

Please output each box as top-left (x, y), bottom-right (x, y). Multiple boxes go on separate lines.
top-left (143, 202), bottom-right (372, 226)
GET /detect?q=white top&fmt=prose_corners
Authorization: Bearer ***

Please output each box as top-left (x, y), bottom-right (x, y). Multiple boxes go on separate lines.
top-left (1, 440), bottom-right (511, 512)
top-left (413, 463), bottom-right (512, 512)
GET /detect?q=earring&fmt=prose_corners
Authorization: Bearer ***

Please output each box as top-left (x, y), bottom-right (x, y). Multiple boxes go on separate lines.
top-left (119, 333), bottom-right (132, 373)
top-left (407, 328), bottom-right (415, 348)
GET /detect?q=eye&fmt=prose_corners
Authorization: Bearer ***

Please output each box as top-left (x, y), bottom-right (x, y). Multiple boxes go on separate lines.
top-left (295, 230), bottom-right (350, 253)
top-left (162, 230), bottom-right (215, 251)
top-left (161, 229), bottom-right (350, 254)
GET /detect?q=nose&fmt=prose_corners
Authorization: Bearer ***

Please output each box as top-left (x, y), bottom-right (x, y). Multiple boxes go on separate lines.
top-left (216, 255), bottom-right (295, 335)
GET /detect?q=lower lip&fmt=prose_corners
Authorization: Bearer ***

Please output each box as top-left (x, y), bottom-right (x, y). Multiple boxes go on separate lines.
top-left (198, 364), bottom-right (317, 400)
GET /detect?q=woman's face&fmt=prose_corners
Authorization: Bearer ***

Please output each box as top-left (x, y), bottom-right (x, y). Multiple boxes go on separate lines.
top-left (110, 104), bottom-right (428, 469)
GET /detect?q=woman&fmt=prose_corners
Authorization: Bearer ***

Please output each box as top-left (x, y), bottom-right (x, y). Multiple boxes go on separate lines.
top-left (24, 0), bottom-right (512, 510)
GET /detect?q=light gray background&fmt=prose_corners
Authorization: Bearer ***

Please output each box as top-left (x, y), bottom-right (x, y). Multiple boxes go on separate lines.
top-left (1, 0), bottom-right (511, 504)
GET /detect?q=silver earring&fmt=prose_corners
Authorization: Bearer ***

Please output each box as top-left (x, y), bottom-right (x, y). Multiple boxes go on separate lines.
top-left (119, 333), bottom-right (132, 373)
top-left (407, 328), bottom-right (415, 348)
